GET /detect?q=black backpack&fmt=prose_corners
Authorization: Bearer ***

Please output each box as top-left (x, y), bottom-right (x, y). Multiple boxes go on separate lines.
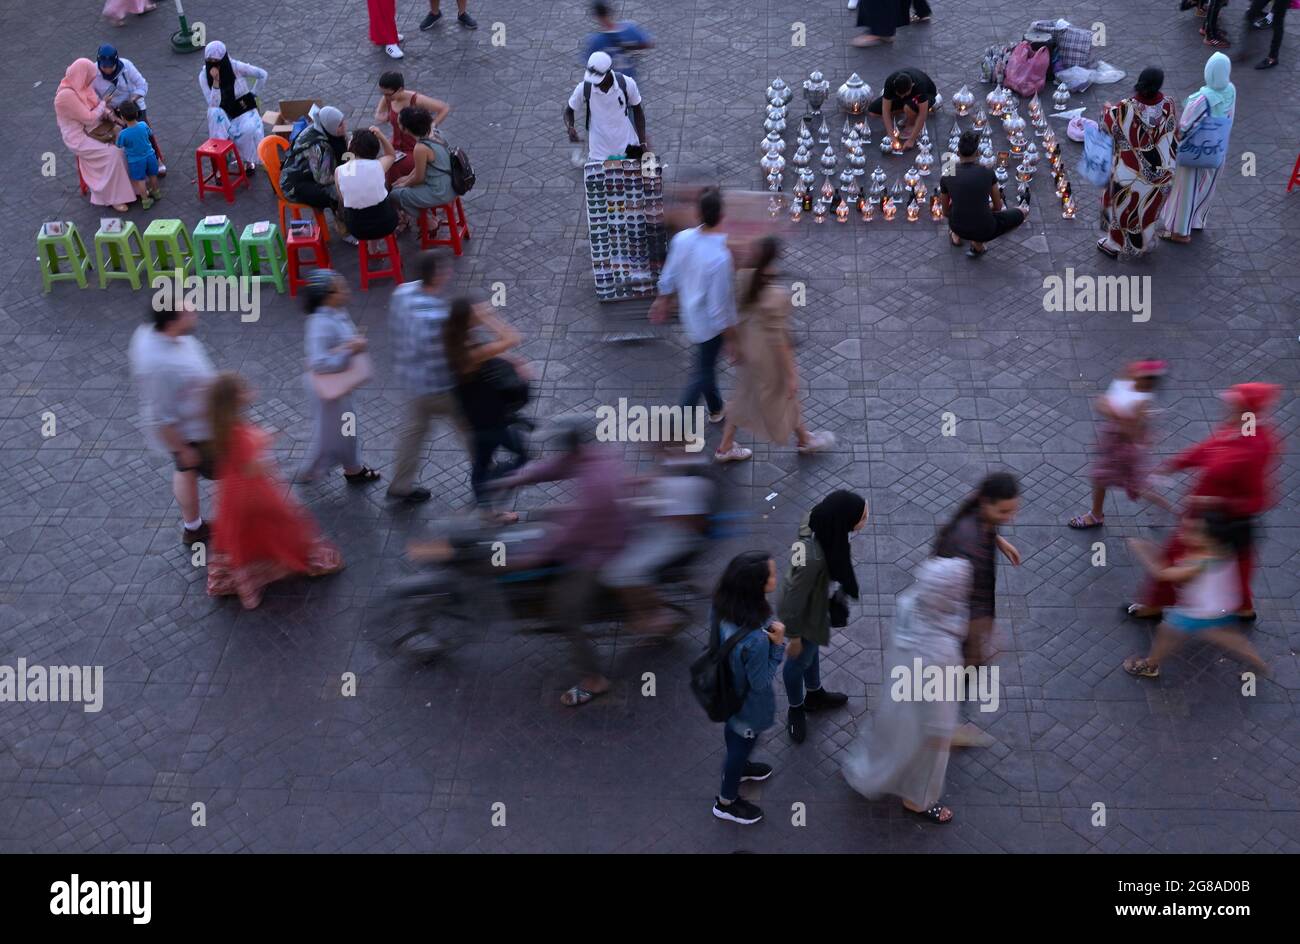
top-left (689, 614), bottom-right (752, 723)
top-left (583, 71), bottom-right (631, 131)
top-left (428, 130), bottom-right (476, 195)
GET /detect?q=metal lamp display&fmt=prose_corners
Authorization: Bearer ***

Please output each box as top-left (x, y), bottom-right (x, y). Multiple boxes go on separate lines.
top-left (803, 71), bottom-right (830, 123)
top-left (761, 148), bottom-right (786, 191)
top-left (837, 73), bottom-right (873, 115)
top-left (767, 77), bottom-right (794, 107)
top-left (760, 130), bottom-right (786, 155)
top-left (952, 84), bottom-right (975, 116)
top-left (1053, 82), bottom-right (1070, 111)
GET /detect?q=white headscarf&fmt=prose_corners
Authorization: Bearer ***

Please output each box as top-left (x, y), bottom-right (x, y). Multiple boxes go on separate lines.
top-left (203, 40), bottom-right (227, 61)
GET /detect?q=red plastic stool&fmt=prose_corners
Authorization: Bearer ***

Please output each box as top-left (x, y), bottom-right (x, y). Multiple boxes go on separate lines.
top-left (286, 222), bottom-right (331, 297)
top-left (1288, 153), bottom-right (1300, 193)
top-left (358, 234), bottom-right (404, 290)
top-left (418, 198), bottom-right (471, 256)
top-left (77, 158), bottom-right (88, 196)
top-left (195, 138), bottom-right (249, 203)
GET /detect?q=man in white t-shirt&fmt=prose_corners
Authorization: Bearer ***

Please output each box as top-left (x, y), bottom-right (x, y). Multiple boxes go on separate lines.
top-left (564, 50), bottom-right (646, 161)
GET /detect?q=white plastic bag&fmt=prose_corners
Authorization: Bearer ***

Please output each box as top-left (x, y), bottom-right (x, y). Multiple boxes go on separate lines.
top-left (1057, 62), bottom-right (1126, 93)
top-left (1090, 61), bottom-right (1126, 84)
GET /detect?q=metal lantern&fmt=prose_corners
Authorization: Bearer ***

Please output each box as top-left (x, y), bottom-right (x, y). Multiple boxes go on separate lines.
top-left (979, 149), bottom-right (996, 169)
top-left (903, 166), bottom-right (921, 190)
top-left (837, 73), bottom-right (873, 116)
top-left (1027, 94), bottom-right (1042, 118)
top-left (812, 198), bottom-right (827, 223)
top-left (906, 197), bottom-right (921, 222)
top-left (1015, 162), bottom-right (1033, 183)
top-left (835, 198), bottom-right (850, 222)
top-left (819, 145), bottom-right (838, 180)
top-left (803, 71), bottom-right (830, 121)
top-left (838, 168), bottom-right (857, 200)
top-left (862, 198), bottom-right (876, 221)
top-left (871, 165), bottom-right (887, 189)
top-left (798, 118), bottom-right (815, 148)
top-left (913, 179), bottom-right (928, 202)
top-left (986, 85), bottom-right (1007, 116)
top-left (791, 143), bottom-right (811, 170)
top-left (767, 77), bottom-right (794, 107)
top-left (789, 199), bottom-right (803, 222)
top-left (882, 195), bottom-right (897, 220)
top-left (848, 141), bottom-right (867, 178)
top-left (953, 84), bottom-right (975, 116)
top-left (855, 119), bottom-right (871, 145)
top-left (820, 179), bottom-right (836, 202)
top-left (1062, 196), bottom-right (1077, 218)
top-left (1053, 82), bottom-right (1070, 111)
top-left (760, 130), bottom-right (786, 156)
top-left (799, 167), bottom-right (817, 202)
top-left (994, 164), bottom-right (1009, 186)
top-left (930, 193), bottom-right (944, 220)
top-left (817, 116), bottom-right (832, 146)
top-left (1025, 142), bottom-right (1039, 168)
top-left (841, 119), bottom-right (857, 148)
top-left (916, 150), bottom-right (934, 176)
top-left (768, 195), bottom-right (783, 217)
top-left (763, 111), bottom-right (786, 134)
top-left (973, 108), bottom-right (987, 131)
top-left (761, 148), bottom-right (786, 191)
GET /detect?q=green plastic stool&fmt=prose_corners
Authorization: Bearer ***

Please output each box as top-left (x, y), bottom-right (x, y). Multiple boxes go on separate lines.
top-left (142, 219), bottom-right (195, 287)
top-left (37, 222), bottom-right (90, 293)
top-left (192, 218), bottom-right (240, 278)
top-left (94, 220), bottom-right (147, 289)
top-left (237, 222), bottom-right (287, 294)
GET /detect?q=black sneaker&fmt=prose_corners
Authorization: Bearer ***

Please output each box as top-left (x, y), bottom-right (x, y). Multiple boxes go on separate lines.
top-left (713, 796), bottom-right (763, 825)
top-left (388, 487), bottom-right (432, 504)
top-left (419, 12), bottom-right (441, 29)
top-left (458, 12), bottom-right (478, 29)
top-left (803, 688), bottom-right (849, 712)
top-left (182, 522), bottom-right (210, 546)
top-left (787, 706), bottom-right (807, 744)
top-left (740, 762), bottom-right (772, 782)
top-left (1250, 14), bottom-right (1273, 30)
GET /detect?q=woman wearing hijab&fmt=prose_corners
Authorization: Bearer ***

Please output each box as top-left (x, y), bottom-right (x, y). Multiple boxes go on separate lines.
top-left (1128, 383), bottom-right (1282, 624)
top-left (92, 44), bottom-right (165, 176)
top-left (1097, 67), bottom-right (1178, 259)
top-left (298, 270), bottom-right (381, 486)
top-left (841, 556), bottom-right (971, 824)
top-left (200, 41), bottom-right (267, 173)
top-left (1159, 53), bottom-right (1235, 244)
top-left (54, 59), bottom-right (135, 211)
top-left (777, 490), bottom-right (868, 744)
top-left (280, 105), bottom-right (350, 234)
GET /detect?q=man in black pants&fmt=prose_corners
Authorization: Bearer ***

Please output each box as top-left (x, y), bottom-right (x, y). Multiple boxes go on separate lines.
top-left (866, 68), bottom-right (937, 150)
top-left (1247, 0), bottom-right (1288, 68)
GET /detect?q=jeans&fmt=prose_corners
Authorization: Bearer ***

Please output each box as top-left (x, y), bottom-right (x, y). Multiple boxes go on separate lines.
top-left (782, 640), bottom-right (821, 707)
top-left (680, 333), bottom-right (724, 415)
top-left (1248, 0), bottom-right (1288, 59)
top-left (719, 724), bottom-right (757, 801)
top-left (470, 424), bottom-right (527, 506)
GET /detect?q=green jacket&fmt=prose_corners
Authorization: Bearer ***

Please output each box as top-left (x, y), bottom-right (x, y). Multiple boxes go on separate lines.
top-left (778, 517), bottom-right (830, 645)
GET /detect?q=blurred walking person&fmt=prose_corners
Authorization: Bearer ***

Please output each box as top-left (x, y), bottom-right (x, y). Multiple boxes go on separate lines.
top-left (934, 472), bottom-right (1021, 746)
top-left (650, 188), bottom-right (741, 458)
top-left (778, 491), bottom-right (867, 744)
top-left (715, 237), bottom-right (835, 461)
top-left (206, 373), bottom-right (343, 609)
top-left (298, 270), bottom-right (381, 485)
top-left (1068, 360), bottom-right (1172, 529)
top-left (710, 551), bottom-right (786, 825)
top-left (842, 556), bottom-right (970, 824)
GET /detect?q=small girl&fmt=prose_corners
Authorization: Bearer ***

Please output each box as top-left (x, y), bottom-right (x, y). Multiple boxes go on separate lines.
top-left (1122, 510), bottom-right (1268, 678)
top-left (1069, 360), bottom-right (1172, 529)
top-left (115, 101), bottom-right (161, 208)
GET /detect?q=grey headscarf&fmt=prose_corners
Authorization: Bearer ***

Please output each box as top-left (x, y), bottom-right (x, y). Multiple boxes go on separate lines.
top-left (313, 104), bottom-right (345, 136)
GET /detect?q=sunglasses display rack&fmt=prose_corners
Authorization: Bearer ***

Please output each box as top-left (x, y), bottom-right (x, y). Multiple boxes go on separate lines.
top-left (584, 158), bottom-right (666, 302)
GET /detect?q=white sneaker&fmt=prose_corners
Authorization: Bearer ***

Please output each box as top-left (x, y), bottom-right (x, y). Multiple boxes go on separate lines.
top-left (397, 33), bottom-right (405, 41)
top-left (385, 44), bottom-right (404, 59)
top-left (708, 410), bottom-right (725, 424)
top-left (798, 430), bottom-right (836, 454)
top-left (714, 445), bottom-right (753, 464)
top-left (847, 0), bottom-right (859, 8)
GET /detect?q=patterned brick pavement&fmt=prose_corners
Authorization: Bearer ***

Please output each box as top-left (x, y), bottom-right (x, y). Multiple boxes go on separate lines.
top-left (1, 0), bottom-right (1297, 852)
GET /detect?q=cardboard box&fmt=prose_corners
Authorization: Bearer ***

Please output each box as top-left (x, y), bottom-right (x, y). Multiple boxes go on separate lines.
top-left (262, 98), bottom-right (321, 139)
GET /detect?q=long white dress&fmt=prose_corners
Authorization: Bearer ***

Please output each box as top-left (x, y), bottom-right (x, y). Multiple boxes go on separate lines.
top-left (199, 59), bottom-right (267, 166)
top-left (842, 556), bottom-right (972, 810)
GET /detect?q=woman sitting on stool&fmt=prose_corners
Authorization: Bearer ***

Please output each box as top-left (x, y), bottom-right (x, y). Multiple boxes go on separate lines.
top-left (939, 131), bottom-right (1027, 257)
top-left (336, 127), bottom-right (400, 250)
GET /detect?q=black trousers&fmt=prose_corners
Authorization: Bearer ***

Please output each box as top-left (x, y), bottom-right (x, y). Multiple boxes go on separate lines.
top-left (1247, 0), bottom-right (1288, 58)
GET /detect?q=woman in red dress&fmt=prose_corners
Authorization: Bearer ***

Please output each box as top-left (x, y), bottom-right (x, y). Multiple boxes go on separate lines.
top-left (206, 373), bottom-right (344, 609)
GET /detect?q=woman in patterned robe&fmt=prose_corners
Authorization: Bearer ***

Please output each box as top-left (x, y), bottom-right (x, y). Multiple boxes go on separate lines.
top-left (1097, 68), bottom-right (1178, 259)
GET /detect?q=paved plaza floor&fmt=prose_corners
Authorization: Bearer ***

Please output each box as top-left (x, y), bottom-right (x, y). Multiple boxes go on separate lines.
top-left (1, 1), bottom-right (1297, 852)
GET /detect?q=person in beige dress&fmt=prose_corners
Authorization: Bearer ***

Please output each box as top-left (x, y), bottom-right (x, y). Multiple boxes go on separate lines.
top-left (714, 237), bottom-right (835, 462)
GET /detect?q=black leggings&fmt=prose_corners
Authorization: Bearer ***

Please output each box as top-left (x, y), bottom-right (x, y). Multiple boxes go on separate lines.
top-left (952, 207), bottom-right (1025, 244)
top-left (1247, 0), bottom-right (1288, 58)
top-left (286, 177), bottom-right (337, 209)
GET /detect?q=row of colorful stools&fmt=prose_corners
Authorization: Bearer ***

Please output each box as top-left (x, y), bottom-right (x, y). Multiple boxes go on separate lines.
top-left (36, 215), bottom-right (409, 297)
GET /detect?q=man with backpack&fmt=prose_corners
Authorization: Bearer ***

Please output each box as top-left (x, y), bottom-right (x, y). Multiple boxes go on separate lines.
top-left (564, 51), bottom-right (647, 161)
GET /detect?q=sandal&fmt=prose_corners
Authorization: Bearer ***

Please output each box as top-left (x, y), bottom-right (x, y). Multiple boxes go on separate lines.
top-left (560, 685), bottom-right (608, 708)
top-left (1123, 657), bottom-right (1160, 678)
top-left (1068, 512), bottom-right (1104, 529)
top-left (343, 466), bottom-right (382, 483)
top-left (906, 804), bottom-right (953, 823)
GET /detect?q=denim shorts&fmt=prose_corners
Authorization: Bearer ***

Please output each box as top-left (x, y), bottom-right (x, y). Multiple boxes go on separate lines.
top-left (127, 154), bottom-right (159, 181)
top-left (1166, 609), bottom-right (1237, 633)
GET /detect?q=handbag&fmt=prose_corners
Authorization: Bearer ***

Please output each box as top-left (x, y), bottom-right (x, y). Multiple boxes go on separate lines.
top-left (89, 118), bottom-right (119, 144)
top-left (1004, 41), bottom-right (1049, 97)
top-left (1077, 124), bottom-right (1114, 187)
top-left (309, 351), bottom-right (372, 400)
top-left (478, 356), bottom-right (531, 414)
top-left (828, 589), bottom-right (850, 628)
top-left (1176, 114), bottom-right (1232, 169)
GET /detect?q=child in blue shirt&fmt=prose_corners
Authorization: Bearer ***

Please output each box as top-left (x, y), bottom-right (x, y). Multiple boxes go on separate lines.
top-left (115, 101), bottom-right (161, 209)
top-left (584, 2), bottom-right (652, 79)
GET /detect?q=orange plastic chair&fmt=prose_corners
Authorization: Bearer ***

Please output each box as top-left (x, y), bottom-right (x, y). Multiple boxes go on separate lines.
top-left (257, 136), bottom-right (330, 241)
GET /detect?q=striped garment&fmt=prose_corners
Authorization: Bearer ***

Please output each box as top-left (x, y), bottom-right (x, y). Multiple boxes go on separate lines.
top-left (1160, 92), bottom-right (1232, 238)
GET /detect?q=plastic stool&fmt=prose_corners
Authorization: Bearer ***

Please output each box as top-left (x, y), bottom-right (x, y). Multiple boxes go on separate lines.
top-left (196, 138), bottom-right (249, 203)
top-left (142, 219), bottom-right (196, 287)
top-left (192, 218), bottom-right (241, 278)
top-left (286, 222), bottom-right (331, 297)
top-left (1288, 153), bottom-right (1300, 193)
top-left (418, 198), bottom-right (471, 256)
top-left (36, 222), bottom-right (91, 293)
top-left (358, 234), bottom-right (403, 290)
top-left (238, 222), bottom-right (288, 294)
top-left (94, 220), bottom-right (146, 289)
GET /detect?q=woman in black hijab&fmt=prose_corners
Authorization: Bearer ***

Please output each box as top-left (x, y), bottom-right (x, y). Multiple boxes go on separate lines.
top-left (777, 489), bottom-right (868, 743)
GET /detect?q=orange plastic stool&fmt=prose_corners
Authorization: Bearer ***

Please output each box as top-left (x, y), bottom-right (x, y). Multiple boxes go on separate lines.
top-left (286, 222), bottom-right (331, 297)
top-left (418, 198), bottom-right (470, 256)
top-left (195, 138), bottom-right (249, 203)
top-left (256, 136), bottom-right (330, 243)
top-left (358, 234), bottom-right (403, 290)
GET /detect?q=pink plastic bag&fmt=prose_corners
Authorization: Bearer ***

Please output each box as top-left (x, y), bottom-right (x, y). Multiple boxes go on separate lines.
top-left (1004, 41), bottom-right (1049, 97)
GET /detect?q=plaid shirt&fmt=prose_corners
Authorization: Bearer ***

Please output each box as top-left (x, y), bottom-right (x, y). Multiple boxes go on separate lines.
top-left (388, 282), bottom-right (453, 396)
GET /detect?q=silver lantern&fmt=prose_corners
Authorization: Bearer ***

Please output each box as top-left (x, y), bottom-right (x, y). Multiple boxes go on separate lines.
top-left (836, 73), bottom-right (873, 116)
top-left (767, 77), bottom-right (794, 107)
top-left (803, 70), bottom-right (830, 121)
top-left (1052, 82), bottom-right (1070, 111)
top-left (916, 150), bottom-right (934, 176)
top-left (760, 130), bottom-right (786, 156)
top-left (952, 84), bottom-right (975, 116)
top-left (817, 116), bottom-right (832, 146)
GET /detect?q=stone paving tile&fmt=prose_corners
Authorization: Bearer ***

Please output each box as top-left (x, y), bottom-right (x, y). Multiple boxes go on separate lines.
top-left (0, 0), bottom-right (1297, 853)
